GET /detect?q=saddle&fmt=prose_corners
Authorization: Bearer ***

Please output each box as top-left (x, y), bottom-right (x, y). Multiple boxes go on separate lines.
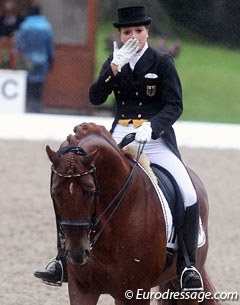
top-left (119, 137), bottom-right (185, 243)
top-left (150, 163), bottom-right (185, 231)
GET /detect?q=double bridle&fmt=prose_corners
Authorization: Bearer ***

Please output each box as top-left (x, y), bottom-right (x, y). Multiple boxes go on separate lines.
top-left (51, 164), bottom-right (94, 178)
top-left (50, 146), bottom-right (99, 232)
top-left (51, 137), bottom-right (144, 248)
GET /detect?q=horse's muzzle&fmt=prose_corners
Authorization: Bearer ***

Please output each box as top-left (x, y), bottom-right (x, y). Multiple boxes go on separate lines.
top-left (67, 249), bottom-right (90, 265)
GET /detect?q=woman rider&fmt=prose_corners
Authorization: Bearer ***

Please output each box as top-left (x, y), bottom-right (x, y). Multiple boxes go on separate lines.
top-left (34, 5), bottom-right (203, 292)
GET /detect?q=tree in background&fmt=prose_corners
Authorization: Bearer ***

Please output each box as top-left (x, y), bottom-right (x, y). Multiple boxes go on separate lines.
top-left (98, 0), bottom-right (240, 48)
top-left (160, 0), bottom-right (240, 47)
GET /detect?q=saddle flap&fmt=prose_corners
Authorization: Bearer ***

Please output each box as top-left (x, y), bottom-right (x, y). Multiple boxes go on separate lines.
top-left (150, 163), bottom-right (185, 229)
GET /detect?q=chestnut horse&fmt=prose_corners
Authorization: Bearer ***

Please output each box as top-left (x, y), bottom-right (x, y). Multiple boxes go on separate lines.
top-left (46, 122), bottom-right (219, 305)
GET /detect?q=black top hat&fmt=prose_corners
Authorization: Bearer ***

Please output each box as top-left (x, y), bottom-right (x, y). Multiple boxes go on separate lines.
top-left (113, 6), bottom-right (151, 28)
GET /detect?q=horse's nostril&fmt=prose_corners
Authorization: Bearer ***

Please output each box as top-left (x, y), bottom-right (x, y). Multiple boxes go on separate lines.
top-left (66, 248), bottom-right (90, 265)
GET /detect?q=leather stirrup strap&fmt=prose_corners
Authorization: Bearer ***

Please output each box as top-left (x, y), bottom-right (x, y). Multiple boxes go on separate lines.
top-left (178, 230), bottom-right (191, 268)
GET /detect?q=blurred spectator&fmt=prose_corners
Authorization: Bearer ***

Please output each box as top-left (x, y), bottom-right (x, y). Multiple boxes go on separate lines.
top-left (15, 4), bottom-right (54, 113)
top-left (0, 0), bottom-right (23, 37)
top-left (154, 37), bottom-right (181, 58)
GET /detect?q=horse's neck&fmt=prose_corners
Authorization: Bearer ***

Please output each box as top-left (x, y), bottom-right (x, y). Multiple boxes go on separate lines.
top-left (95, 153), bottom-right (164, 250)
top-left (97, 145), bottom-right (131, 185)
top-left (90, 137), bottom-right (156, 214)
top-left (93, 143), bottom-right (134, 208)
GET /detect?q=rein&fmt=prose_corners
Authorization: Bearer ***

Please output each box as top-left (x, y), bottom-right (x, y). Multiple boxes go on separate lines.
top-left (90, 140), bottom-right (145, 247)
top-left (50, 137), bottom-right (145, 249)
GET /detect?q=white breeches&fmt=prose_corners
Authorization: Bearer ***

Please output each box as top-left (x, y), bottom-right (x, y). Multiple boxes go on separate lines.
top-left (113, 124), bottom-right (197, 208)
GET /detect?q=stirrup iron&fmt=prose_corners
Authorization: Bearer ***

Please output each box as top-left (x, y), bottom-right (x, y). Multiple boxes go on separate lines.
top-left (42, 258), bottom-right (64, 287)
top-left (180, 266), bottom-right (204, 292)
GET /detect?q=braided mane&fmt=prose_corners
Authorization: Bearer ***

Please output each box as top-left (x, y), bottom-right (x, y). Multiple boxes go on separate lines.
top-left (66, 122), bottom-right (117, 147)
top-left (60, 122), bottom-right (157, 182)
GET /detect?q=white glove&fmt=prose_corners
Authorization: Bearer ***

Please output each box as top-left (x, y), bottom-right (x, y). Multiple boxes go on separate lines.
top-left (111, 38), bottom-right (139, 72)
top-left (135, 122), bottom-right (152, 143)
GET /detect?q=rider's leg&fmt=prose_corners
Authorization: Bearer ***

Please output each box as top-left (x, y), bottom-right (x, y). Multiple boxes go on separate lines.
top-left (177, 202), bottom-right (203, 291)
top-left (34, 222), bottom-right (68, 285)
top-left (144, 138), bottom-right (203, 291)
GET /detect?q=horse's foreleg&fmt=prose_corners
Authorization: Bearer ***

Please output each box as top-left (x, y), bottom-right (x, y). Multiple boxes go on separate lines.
top-left (158, 281), bottom-right (178, 305)
top-left (69, 291), bottom-right (99, 305)
top-left (201, 268), bottom-right (222, 305)
top-left (115, 300), bottom-right (125, 305)
top-left (114, 289), bottom-right (154, 305)
top-left (115, 298), bottom-right (154, 305)
top-left (68, 280), bottom-right (99, 305)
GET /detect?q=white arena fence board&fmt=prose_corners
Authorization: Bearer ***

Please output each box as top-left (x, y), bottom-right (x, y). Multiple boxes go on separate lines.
top-left (0, 113), bottom-right (239, 149)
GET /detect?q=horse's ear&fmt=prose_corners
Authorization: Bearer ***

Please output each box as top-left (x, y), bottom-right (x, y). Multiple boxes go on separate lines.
top-left (46, 145), bottom-right (59, 164)
top-left (83, 149), bottom-right (99, 167)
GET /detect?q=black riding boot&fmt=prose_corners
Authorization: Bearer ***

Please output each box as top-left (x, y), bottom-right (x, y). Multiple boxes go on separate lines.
top-left (177, 202), bottom-right (204, 291)
top-left (34, 227), bottom-right (68, 286)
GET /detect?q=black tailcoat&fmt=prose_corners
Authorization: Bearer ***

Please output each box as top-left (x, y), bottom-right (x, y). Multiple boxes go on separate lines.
top-left (89, 46), bottom-right (183, 159)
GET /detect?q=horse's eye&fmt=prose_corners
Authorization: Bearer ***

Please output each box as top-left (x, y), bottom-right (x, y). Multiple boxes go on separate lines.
top-left (50, 190), bottom-right (62, 203)
top-left (82, 189), bottom-right (96, 200)
top-left (82, 184), bottom-right (96, 195)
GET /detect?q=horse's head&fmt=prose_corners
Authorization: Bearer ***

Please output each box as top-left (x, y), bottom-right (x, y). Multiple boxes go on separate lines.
top-left (46, 122), bottom-right (133, 265)
top-left (46, 144), bottom-right (99, 265)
